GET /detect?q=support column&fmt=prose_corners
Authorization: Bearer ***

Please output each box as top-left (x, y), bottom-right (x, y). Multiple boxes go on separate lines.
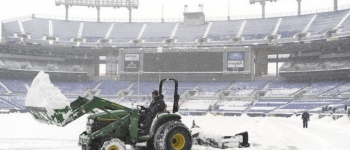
top-left (251, 49), bottom-right (255, 80)
top-left (65, 5), bottom-right (69, 20)
top-left (297, 0), bottom-right (301, 16)
top-left (334, 0), bottom-right (338, 11)
top-left (128, 7), bottom-right (132, 23)
top-left (161, 4), bottom-right (164, 22)
top-left (276, 53), bottom-right (279, 76)
top-left (94, 55), bottom-right (100, 76)
top-left (260, 2), bottom-right (266, 19)
top-left (97, 7), bottom-right (100, 22)
top-left (227, 1), bottom-right (230, 21)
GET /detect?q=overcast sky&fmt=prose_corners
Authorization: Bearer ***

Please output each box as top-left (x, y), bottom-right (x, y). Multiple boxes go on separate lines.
top-left (1, 0), bottom-right (350, 21)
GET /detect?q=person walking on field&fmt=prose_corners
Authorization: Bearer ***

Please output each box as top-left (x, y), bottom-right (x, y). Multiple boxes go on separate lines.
top-left (301, 111), bottom-right (310, 128)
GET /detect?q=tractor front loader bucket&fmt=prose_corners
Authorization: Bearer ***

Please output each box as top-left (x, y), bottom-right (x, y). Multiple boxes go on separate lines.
top-left (26, 106), bottom-right (72, 126)
top-left (26, 97), bottom-right (89, 127)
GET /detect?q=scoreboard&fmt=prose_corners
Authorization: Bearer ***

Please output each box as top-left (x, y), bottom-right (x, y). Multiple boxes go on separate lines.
top-left (144, 52), bottom-right (223, 72)
top-left (118, 47), bottom-right (252, 74)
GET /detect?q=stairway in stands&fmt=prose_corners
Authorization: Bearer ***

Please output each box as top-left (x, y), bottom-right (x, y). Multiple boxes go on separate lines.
top-left (0, 81), bottom-right (12, 94)
top-left (241, 100), bottom-right (256, 115)
top-left (0, 98), bottom-right (18, 110)
top-left (268, 99), bottom-right (296, 114)
top-left (318, 81), bottom-right (348, 96)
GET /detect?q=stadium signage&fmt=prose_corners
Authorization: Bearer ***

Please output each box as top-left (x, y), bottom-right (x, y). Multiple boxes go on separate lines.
top-left (228, 60), bottom-right (244, 68)
top-left (125, 54), bottom-right (139, 61)
top-left (161, 47), bottom-right (210, 52)
top-left (227, 52), bottom-right (244, 60)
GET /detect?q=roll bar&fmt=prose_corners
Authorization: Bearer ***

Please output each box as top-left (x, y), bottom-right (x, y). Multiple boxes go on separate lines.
top-left (159, 79), bottom-right (179, 113)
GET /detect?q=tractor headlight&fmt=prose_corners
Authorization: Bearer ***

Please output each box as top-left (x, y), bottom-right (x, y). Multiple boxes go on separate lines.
top-left (86, 119), bottom-right (93, 134)
top-left (88, 119), bottom-right (94, 124)
top-left (86, 125), bottom-right (91, 134)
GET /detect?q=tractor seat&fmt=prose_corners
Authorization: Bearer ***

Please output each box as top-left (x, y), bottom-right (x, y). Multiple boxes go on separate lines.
top-left (156, 104), bottom-right (170, 116)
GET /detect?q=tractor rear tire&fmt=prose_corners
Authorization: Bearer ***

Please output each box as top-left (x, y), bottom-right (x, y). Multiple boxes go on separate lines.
top-left (153, 121), bottom-right (192, 150)
top-left (100, 138), bottom-right (126, 150)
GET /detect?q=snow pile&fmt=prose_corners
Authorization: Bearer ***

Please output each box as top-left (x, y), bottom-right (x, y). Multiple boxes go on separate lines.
top-left (25, 71), bottom-right (70, 108)
top-left (333, 116), bottom-right (350, 126)
top-left (204, 112), bottom-right (215, 117)
top-left (318, 115), bottom-right (334, 123)
top-left (240, 114), bottom-right (249, 118)
top-left (310, 114), bottom-right (320, 121)
top-left (25, 71), bottom-right (72, 126)
top-left (288, 114), bottom-right (298, 119)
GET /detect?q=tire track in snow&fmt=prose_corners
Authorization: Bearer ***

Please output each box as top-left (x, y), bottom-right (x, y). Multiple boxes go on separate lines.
top-left (263, 118), bottom-right (301, 150)
top-left (279, 119), bottom-right (346, 150)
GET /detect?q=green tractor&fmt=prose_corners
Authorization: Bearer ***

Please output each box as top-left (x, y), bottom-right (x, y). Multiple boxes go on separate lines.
top-left (26, 79), bottom-right (249, 150)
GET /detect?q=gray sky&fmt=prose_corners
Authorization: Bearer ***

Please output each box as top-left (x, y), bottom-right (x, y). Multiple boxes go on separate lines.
top-left (1, 0), bottom-right (350, 21)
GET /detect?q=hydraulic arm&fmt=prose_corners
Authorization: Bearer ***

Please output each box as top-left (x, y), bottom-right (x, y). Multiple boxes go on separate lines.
top-left (26, 96), bottom-right (132, 127)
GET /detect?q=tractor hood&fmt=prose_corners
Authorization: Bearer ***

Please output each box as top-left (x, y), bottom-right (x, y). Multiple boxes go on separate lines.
top-left (88, 110), bottom-right (130, 121)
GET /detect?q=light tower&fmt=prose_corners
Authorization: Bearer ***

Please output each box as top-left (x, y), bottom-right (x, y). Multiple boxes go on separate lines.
top-left (297, 0), bottom-right (301, 16)
top-left (334, 0), bottom-right (338, 11)
top-left (227, 1), bottom-right (230, 21)
top-left (249, 0), bottom-right (277, 19)
top-left (55, 0), bottom-right (139, 22)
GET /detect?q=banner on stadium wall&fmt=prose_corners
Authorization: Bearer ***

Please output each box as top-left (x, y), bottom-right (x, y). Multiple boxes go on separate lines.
top-left (228, 60), bottom-right (244, 68)
top-left (125, 54), bottom-right (139, 61)
top-left (126, 61), bottom-right (139, 69)
top-left (124, 60), bottom-right (139, 72)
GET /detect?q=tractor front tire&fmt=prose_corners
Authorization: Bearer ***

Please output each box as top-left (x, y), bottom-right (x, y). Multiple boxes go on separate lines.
top-left (81, 144), bottom-right (91, 150)
top-left (154, 121), bottom-right (192, 150)
top-left (146, 139), bottom-right (154, 149)
top-left (100, 138), bottom-right (126, 150)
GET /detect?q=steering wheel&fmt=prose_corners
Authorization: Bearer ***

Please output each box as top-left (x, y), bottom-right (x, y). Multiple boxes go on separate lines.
top-left (137, 105), bottom-right (147, 110)
top-left (137, 105), bottom-right (147, 117)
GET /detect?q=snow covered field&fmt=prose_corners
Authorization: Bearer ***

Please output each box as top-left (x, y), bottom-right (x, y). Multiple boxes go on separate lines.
top-left (0, 113), bottom-right (349, 150)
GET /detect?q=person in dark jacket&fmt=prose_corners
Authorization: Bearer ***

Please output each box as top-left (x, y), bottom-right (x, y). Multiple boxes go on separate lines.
top-left (301, 111), bottom-right (310, 128)
top-left (139, 90), bottom-right (166, 135)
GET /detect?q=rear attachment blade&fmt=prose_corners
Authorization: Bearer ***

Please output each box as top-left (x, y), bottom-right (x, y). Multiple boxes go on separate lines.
top-left (191, 120), bottom-right (250, 149)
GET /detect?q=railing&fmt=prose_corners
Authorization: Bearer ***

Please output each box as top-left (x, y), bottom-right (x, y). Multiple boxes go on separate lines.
top-left (55, 0), bottom-right (139, 7)
top-left (30, 14), bottom-right (184, 23)
top-left (1, 15), bottom-right (32, 23)
top-left (206, 4), bottom-right (350, 21)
